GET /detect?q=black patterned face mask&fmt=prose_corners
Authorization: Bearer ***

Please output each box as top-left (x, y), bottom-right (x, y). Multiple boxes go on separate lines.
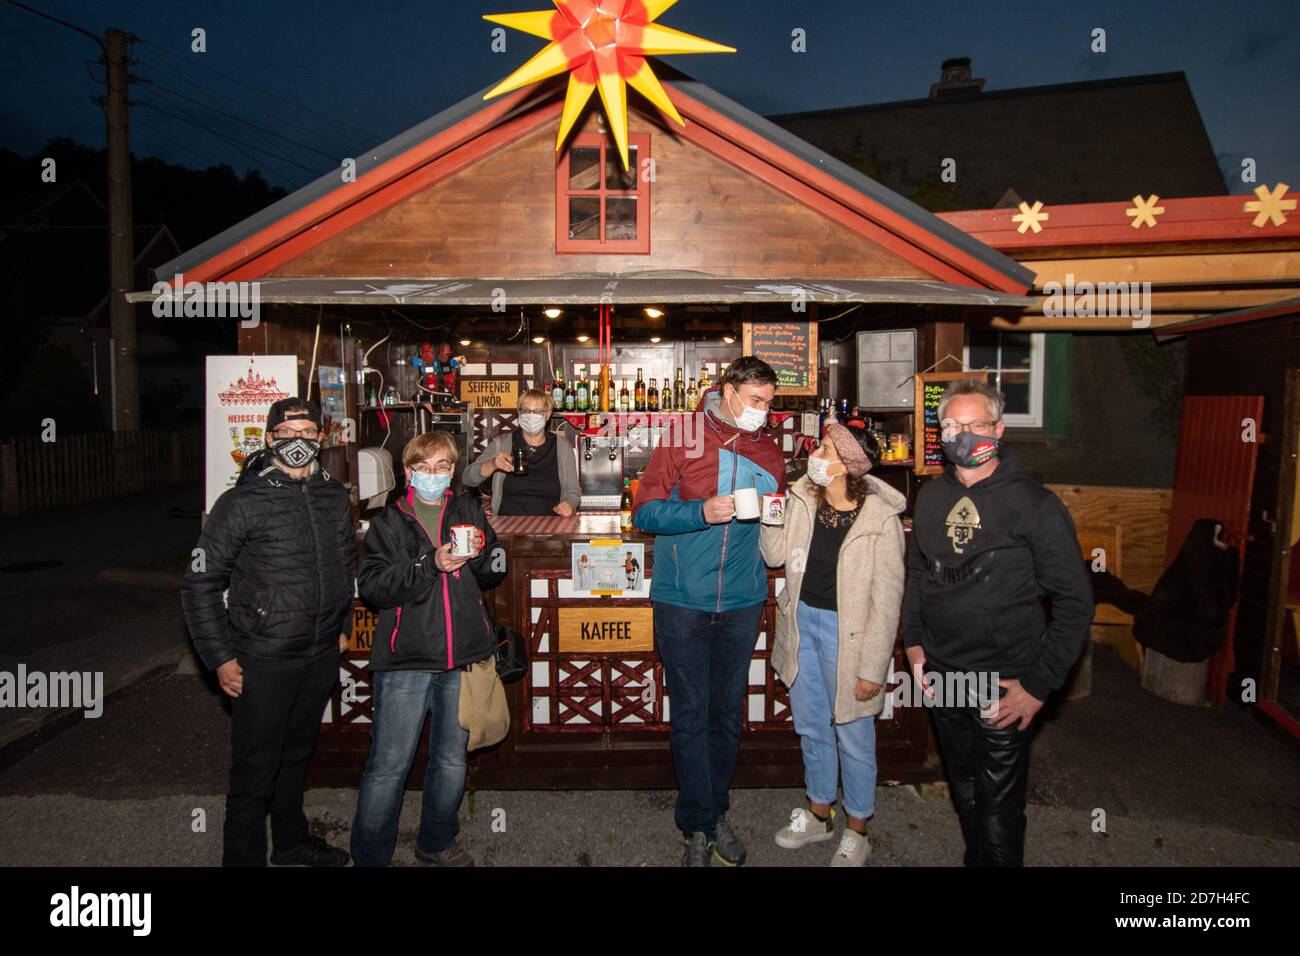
top-left (271, 436), bottom-right (321, 468)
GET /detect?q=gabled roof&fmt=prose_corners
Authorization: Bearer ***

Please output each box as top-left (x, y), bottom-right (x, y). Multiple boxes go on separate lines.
top-left (149, 68), bottom-right (1034, 295)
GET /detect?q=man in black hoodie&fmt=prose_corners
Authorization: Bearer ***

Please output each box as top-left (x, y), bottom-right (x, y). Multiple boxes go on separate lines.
top-left (901, 380), bottom-right (1092, 866)
top-left (182, 398), bottom-right (356, 867)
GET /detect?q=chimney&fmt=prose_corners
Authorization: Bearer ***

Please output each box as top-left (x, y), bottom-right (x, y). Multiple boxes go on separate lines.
top-left (930, 57), bottom-right (985, 98)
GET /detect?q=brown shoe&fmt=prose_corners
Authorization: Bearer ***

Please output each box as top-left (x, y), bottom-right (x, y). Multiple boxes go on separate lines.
top-left (414, 844), bottom-right (475, 867)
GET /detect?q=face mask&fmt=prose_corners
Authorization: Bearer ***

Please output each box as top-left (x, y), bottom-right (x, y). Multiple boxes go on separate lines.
top-left (410, 470), bottom-right (451, 499)
top-left (517, 413), bottom-right (546, 435)
top-left (728, 390), bottom-right (767, 432)
top-left (806, 454), bottom-right (842, 487)
top-left (271, 436), bottom-right (321, 469)
top-left (941, 431), bottom-right (1000, 468)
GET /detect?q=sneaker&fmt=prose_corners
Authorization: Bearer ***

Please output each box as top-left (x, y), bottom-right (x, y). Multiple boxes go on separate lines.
top-left (830, 829), bottom-right (872, 867)
top-left (774, 807), bottom-right (836, 849)
top-left (414, 844), bottom-right (475, 867)
top-left (269, 834), bottom-right (350, 867)
top-left (683, 832), bottom-right (712, 867)
top-left (712, 815), bottom-right (747, 866)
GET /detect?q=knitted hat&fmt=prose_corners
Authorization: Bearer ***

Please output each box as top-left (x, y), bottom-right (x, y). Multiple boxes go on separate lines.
top-left (824, 421), bottom-right (873, 479)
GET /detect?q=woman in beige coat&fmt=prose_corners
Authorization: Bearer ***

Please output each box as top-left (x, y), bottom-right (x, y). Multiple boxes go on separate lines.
top-left (759, 420), bottom-right (905, 866)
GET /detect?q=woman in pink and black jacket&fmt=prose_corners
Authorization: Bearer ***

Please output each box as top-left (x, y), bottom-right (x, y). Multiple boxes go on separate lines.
top-left (352, 431), bottom-right (506, 867)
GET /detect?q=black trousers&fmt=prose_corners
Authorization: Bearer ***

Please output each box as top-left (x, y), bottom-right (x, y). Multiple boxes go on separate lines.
top-left (928, 703), bottom-right (1031, 867)
top-left (223, 647), bottom-right (340, 866)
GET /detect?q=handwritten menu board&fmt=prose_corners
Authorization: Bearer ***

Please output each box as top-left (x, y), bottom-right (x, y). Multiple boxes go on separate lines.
top-left (913, 371), bottom-right (989, 476)
top-left (741, 322), bottom-right (817, 396)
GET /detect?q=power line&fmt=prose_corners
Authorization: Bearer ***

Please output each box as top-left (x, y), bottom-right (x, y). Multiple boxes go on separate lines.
top-left (134, 34), bottom-right (384, 143)
top-left (134, 100), bottom-right (313, 184)
top-left (135, 52), bottom-right (358, 157)
top-left (0, 0), bottom-right (102, 46)
top-left (136, 75), bottom-right (342, 163)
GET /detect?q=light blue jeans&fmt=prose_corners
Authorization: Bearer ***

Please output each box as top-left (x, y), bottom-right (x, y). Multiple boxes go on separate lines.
top-left (789, 600), bottom-right (878, 819)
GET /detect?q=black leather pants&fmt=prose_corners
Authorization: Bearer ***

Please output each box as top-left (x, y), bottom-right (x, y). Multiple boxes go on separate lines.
top-left (928, 703), bottom-right (1031, 866)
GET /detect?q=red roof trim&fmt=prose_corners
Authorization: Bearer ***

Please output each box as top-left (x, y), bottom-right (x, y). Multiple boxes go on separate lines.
top-left (939, 192), bottom-right (1300, 252)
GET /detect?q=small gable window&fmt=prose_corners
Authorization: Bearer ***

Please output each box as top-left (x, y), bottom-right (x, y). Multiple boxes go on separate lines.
top-left (556, 133), bottom-right (651, 254)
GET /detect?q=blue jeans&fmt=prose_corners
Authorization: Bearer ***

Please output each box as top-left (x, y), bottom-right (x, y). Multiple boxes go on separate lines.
top-left (789, 601), bottom-right (878, 820)
top-left (654, 600), bottom-right (765, 840)
top-left (350, 668), bottom-right (468, 866)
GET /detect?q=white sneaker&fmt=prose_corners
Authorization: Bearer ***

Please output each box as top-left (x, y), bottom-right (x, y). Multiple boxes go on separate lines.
top-left (830, 829), bottom-right (872, 867)
top-left (774, 807), bottom-right (836, 849)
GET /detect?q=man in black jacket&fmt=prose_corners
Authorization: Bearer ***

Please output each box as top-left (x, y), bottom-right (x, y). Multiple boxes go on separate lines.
top-left (901, 380), bottom-right (1092, 866)
top-left (182, 398), bottom-right (356, 867)
top-left (351, 431), bottom-right (506, 867)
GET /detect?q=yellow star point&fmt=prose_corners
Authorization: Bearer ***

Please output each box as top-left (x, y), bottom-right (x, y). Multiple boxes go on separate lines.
top-left (484, 0), bottom-right (734, 169)
top-left (1012, 200), bottom-right (1049, 235)
top-left (1243, 183), bottom-right (1296, 228)
top-left (1126, 194), bottom-right (1165, 229)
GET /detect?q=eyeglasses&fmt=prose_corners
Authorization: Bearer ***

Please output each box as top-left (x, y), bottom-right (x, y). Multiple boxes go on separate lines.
top-left (940, 419), bottom-right (998, 439)
top-left (411, 462), bottom-right (453, 475)
top-left (270, 428), bottom-right (320, 440)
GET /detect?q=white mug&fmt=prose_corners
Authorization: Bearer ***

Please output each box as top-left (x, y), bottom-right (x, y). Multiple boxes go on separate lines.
top-left (761, 493), bottom-right (785, 526)
top-left (733, 487), bottom-right (760, 521)
top-left (450, 524), bottom-right (477, 557)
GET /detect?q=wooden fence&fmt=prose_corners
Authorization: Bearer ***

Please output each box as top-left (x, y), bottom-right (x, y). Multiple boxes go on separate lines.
top-left (0, 427), bottom-right (202, 516)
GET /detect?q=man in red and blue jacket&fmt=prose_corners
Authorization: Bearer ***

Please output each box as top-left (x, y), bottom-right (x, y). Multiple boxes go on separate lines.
top-left (633, 356), bottom-right (786, 866)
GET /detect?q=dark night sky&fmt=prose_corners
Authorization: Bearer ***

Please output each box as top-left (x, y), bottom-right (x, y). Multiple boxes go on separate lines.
top-left (2, 0), bottom-right (1297, 194)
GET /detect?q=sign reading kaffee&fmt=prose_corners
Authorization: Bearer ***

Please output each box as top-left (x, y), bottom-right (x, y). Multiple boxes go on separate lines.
top-left (558, 607), bottom-right (654, 653)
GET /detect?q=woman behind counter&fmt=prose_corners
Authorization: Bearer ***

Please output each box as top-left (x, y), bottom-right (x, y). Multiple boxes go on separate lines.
top-left (464, 388), bottom-right (581, 516)
top-left (759, 419), bottom-right (906, 867)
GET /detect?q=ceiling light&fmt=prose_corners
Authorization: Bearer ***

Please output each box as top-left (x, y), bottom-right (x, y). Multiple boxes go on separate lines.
top-left (644, 307), bottom-right (664, 319)
top-left (544, 308), bottom-right (563, 319)
top-left (649, 336), bottom-right (661, 344)
top-left (722, 336), bottom-right (735, 344)
top-left (458, 339), bottom-right (471, 347)
top-left (532, 336), bottom-right (546, 344)
top-left (576, 334), bottom-right (590, 343)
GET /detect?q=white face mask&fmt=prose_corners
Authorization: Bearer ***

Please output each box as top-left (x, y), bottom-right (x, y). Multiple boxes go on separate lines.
top-left (727, 389), bottom-right (767, 432)
top-left (517, 412), bottom-right (546, 435)
top-left (806, 454), bottom-right (842, 486)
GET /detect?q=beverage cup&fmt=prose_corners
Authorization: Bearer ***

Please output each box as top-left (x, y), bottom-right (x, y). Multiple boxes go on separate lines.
top-left (733, 487), bottom-right (760, 521)
top-left (761, 493), bottom-right (785, 525)
top-left (450, 524), bottom-right (477, 557)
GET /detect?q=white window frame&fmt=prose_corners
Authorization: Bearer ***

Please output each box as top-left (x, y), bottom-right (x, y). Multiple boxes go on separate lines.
top-left (962, 331), bottom-right (1045, 429)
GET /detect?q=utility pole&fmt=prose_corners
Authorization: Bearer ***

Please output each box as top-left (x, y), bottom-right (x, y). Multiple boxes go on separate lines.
top-left (102, 27), bottom-right (137, 435)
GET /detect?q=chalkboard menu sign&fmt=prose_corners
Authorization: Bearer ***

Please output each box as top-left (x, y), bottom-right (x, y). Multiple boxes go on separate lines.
top-left (913, 371), bottom-right (989, 476)
top-left (742, 321), bottom-right (817, 396)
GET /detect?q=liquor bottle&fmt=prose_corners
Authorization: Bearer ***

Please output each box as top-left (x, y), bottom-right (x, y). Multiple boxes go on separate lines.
top-left (698, 367), bottom-right (711, 391)
top-left (606, 373), bottom-right (616, 413)
top-left (634, 368), bottom-right (646, 411)
top-left (686, 377), bottom-right (699, 410)
top-left (839, 398), bottom-right (850, 422)
top-left (647, 377), bottom-right (659, 412)
top-left (620, 477), bottom-right (634, 533)
top-left (674, 368), bottom-right (686, 410)
top-left (564, 379), bottom-right (576, 412)
top-left (818, 398), bottom-right (830, 437)
top-left (619, 378), bottom-right (631, 413)
top-left (552, 373), bottom-right (565, 409)
top-left (576, 373), bottom-right (589, 412)
top-left (660, 378), bottom-right (673, 412)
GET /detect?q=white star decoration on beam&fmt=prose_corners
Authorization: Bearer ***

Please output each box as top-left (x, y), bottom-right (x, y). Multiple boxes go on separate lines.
top-left (1243, 183), bottom-right (1295, 228)
top-left (1012, 200), bottom-right (1049, 234)
top-left (1126, 194), bottom-right (1165, 229)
